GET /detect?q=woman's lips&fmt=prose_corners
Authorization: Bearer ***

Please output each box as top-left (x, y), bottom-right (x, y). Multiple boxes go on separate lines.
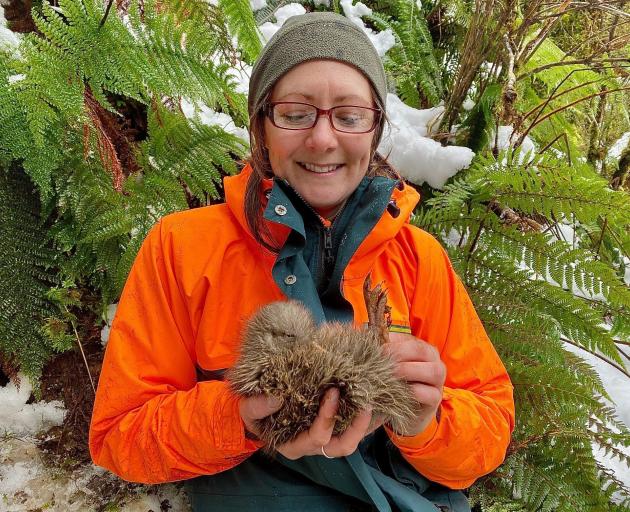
top-left (298, 162), bottom-right (343, 174)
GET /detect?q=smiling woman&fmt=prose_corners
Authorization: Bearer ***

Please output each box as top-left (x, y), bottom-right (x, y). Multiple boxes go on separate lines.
top-left (89, 11), bottom-right (515, 512)
top-left (264, 60), bottom-right (377, 219)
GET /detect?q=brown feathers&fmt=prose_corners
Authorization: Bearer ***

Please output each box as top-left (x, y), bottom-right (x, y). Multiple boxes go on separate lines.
top-left (227, 278), bottom-right (419, 452)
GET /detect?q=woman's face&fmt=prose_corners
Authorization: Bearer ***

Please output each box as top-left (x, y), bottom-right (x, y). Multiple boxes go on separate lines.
top-left (264, 60), bottom-right (376, 219)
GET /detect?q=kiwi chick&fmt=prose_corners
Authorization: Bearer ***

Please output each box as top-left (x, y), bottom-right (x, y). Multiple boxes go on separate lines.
top-left (227, 279), bottom-right (419, 452)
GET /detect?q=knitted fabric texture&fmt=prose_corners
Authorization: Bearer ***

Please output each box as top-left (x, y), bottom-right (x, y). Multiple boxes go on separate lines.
top-left (248, 11), bottom-right (387, 116)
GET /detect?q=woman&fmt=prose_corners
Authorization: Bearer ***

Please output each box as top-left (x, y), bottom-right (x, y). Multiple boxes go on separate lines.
top-left (90, 11), bottom-right (515, 512)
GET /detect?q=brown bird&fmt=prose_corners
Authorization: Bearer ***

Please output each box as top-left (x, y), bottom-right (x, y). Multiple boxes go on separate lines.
top-left (227, 278), bottom-right (419, 452)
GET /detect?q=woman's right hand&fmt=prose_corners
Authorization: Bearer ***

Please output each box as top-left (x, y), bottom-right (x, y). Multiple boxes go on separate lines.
top-left (239, 388), bottom-right (379, 459)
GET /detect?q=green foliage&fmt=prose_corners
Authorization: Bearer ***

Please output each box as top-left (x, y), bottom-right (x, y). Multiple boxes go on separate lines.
top-left (0, 0), bottom-right (249, 306)
top-left (0, 166), bottom-right (59, 382)
top-left (458, 83), bottom-right (502, 152)
top-left (1, 1), bottom-right (629, 510)
top-left (366, 0), bottom-right (444, 106)
top-left (218, 0), bottom-right (263, 63)
top-left (416, 151), bottom-right (630, 510)
top-left (517, 38), bottom-right (621, 158)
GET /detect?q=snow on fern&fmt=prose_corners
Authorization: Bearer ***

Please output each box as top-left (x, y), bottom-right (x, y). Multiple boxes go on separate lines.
top-left (379, 94), bottom-right (474, 188)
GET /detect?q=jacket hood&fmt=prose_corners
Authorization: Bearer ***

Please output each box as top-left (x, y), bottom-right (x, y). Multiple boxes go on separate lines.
top-left (223, 164), bottom-right (421, 270)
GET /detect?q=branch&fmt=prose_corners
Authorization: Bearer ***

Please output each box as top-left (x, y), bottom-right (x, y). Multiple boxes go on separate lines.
top-left (562, 18), bottom-right (630, 58)
top-left (568, 2), bottom-right (630, 18)
top-left (615, 345), bottom-right (630, 361)
top-left (64, 305), bottom-right (96, 395)
top-left (517, 57), bottom-right (630, 80)
top-left (561, 336), bottom-right (630, 379)
top-left (515, 64), bottom-right (628, 148)
top-left (516, 0), bottom-right (571, 66)
top-left (520, 86), bottom-right (630, 143)
top-left (522, 75), bottom-right (613, 122)
top-left (100, 0), bottom-right (116, 28)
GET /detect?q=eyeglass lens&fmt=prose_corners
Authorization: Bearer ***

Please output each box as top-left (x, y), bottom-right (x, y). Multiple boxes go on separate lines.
top-left (272, 103), bottom-right (377, 133)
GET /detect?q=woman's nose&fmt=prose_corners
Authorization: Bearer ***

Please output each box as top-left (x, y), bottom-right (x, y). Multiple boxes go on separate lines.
top-left (305, 114), bottom-right (338, 151)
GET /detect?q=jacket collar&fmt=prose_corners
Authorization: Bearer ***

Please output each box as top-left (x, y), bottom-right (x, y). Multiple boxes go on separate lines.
top-left (223, 164), bottom-right (421, 273)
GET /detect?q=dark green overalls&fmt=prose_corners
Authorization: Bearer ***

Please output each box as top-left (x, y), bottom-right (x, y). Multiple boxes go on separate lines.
top-left (188, 178), bottom-right (471, 512)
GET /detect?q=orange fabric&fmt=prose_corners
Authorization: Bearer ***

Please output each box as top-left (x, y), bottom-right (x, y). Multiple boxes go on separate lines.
top-left (89, 164), bottom-right (515, 487)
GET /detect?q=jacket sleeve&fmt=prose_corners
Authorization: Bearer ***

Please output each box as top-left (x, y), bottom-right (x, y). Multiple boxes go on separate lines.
top-left (89, 220), bottom-right (261, 484)
top-left (387, 234), bottom-right (515, 489)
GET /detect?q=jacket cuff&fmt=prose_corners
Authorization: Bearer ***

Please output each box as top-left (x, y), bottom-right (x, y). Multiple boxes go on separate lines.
top-left (386, 414), bottom-right (439, 450)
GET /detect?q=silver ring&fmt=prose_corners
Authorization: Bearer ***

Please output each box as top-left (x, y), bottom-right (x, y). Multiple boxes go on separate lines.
top-left (321, 446), bottom-right (334, 459)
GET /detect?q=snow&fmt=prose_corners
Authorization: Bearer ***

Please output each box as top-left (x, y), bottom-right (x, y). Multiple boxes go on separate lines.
top-left (563, 343), bottom-right (630, 492)
top-left (257, 2), bottom-right (395, 57)
top-left (0, 437), bottom-right (192, 511)
top-left (493, 125), bottom-right (536, 164)
top-left (100, 303), bottom-right (118, 346)
top-left (0, 373), bottom-right (190, 511)
top-left (0, 4), bottom-right (20, 50)
top-left (250, 0), bottom-right (267, 10)
top-left (226, 61), bottom-right (251, 95)
top-left (7, 73), bottom-right (24, 84)
top-left (180, 98), bottom-right (249, 142)
top-left (609, 132), bottom-right (629, 160)
top-left (378, 94), bottom-right (474, 188)
top-left (462, 98), bottom-right (475, 111)
top-left (556, 219), bottom-right (577, 247)
top-left (258, 3), bottom-right (307, 43)
top-left (340, 0), bottom-right (395, 58)
top-left (0, 374), bottom-right (65, 437)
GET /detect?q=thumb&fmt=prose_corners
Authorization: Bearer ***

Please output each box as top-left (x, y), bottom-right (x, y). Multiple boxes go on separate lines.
top-left (240, 394), bottom-right (283, 422)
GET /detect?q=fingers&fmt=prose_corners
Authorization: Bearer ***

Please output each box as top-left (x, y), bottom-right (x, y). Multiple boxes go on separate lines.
top-left (409, 383), bottom-right (443, 409)
top-left (309, 387), bottom-right (339, 433)
top-left (395, 361), bottom-right (446, 387)
top-left (277, 388), bottom-right (339, 460)
top-left (385, 335), bottom-right (441, 363)
top-left (239, 394), bottom-right (283, 437)
top-left (324, 407), bottom-right (373, 457)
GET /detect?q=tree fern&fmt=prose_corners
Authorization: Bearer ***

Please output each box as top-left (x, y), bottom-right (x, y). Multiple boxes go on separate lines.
top-left (416, 150), bottom-right (630, 510)
top-left (0, 165), bottom-right (60, 384)
top-left (366, 0), bottom-right (444, 107)
top-left (218, 0), bottom-right (263, 63)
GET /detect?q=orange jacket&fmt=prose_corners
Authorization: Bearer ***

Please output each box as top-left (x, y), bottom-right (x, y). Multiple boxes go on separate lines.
top-left (89, 164), bottom-right (515, 488)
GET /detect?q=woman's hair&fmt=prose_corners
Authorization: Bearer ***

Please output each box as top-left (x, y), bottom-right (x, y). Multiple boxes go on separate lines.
top-left (243, 88), bottom-right (400, 253)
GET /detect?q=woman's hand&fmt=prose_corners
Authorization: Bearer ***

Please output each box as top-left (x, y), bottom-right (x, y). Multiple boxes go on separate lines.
top-left (386, 332), bottom-right (446, 437)
top-left (239, 388), bottom-right (380, 459)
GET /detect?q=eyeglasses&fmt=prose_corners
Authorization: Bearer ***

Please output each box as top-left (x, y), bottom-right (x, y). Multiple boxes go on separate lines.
top-left (266, 102), bottom-right (382, 134)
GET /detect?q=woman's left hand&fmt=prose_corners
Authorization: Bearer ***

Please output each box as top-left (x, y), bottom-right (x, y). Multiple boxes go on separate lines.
top-left (385, 332), bottom-right (446, 437)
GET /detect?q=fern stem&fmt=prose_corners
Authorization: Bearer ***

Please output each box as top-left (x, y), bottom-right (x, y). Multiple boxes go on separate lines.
top-left (595, 216), bottom-right (608, 259)
top-left (561, 336), bottom-right (630, 379)
top-left (100, 0), bottom-right (116, 28)
top-left (64, 306), bottom-right (96, 395)
top-left (521, 86), bottom-right (630, 142)
top-left (466, 216), bottom-right (487, 264)
top-left (517, 64), bottom-right (627, 148)
top-left (517, 58), bottom-right (630, 81)
top-left (493, 190), bottom-right (621, 210)
top-left (537, 132), bottom-right (572, 164)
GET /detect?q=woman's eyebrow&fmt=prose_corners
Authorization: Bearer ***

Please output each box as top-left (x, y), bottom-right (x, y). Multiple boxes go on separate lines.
top-left (274, 92), bottom-right (371, 104)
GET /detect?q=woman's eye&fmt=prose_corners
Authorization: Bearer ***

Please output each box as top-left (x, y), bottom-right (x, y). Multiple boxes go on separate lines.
top-left (284, 113), bottom-right (308, 121)
top-left (277, 110), bottom-right (315, 125)
top-left (334, 108), bottom-right (366, 126)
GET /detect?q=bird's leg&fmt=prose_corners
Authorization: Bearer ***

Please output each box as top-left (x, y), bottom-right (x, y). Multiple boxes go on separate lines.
top-left (363, 275), bottom-right (391, 345)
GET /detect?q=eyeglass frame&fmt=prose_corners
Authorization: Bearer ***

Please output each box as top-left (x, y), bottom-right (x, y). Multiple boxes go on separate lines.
top-left (264, 101), bottom-right (383, 134)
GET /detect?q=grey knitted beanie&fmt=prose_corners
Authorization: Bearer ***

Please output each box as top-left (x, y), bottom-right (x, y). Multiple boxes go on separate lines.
top-left (248, 11), bottom-right (387, 117)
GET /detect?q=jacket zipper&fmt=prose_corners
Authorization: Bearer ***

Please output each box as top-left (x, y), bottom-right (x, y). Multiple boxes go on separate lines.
top-left (280, 179), bottom-right (346, 290)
